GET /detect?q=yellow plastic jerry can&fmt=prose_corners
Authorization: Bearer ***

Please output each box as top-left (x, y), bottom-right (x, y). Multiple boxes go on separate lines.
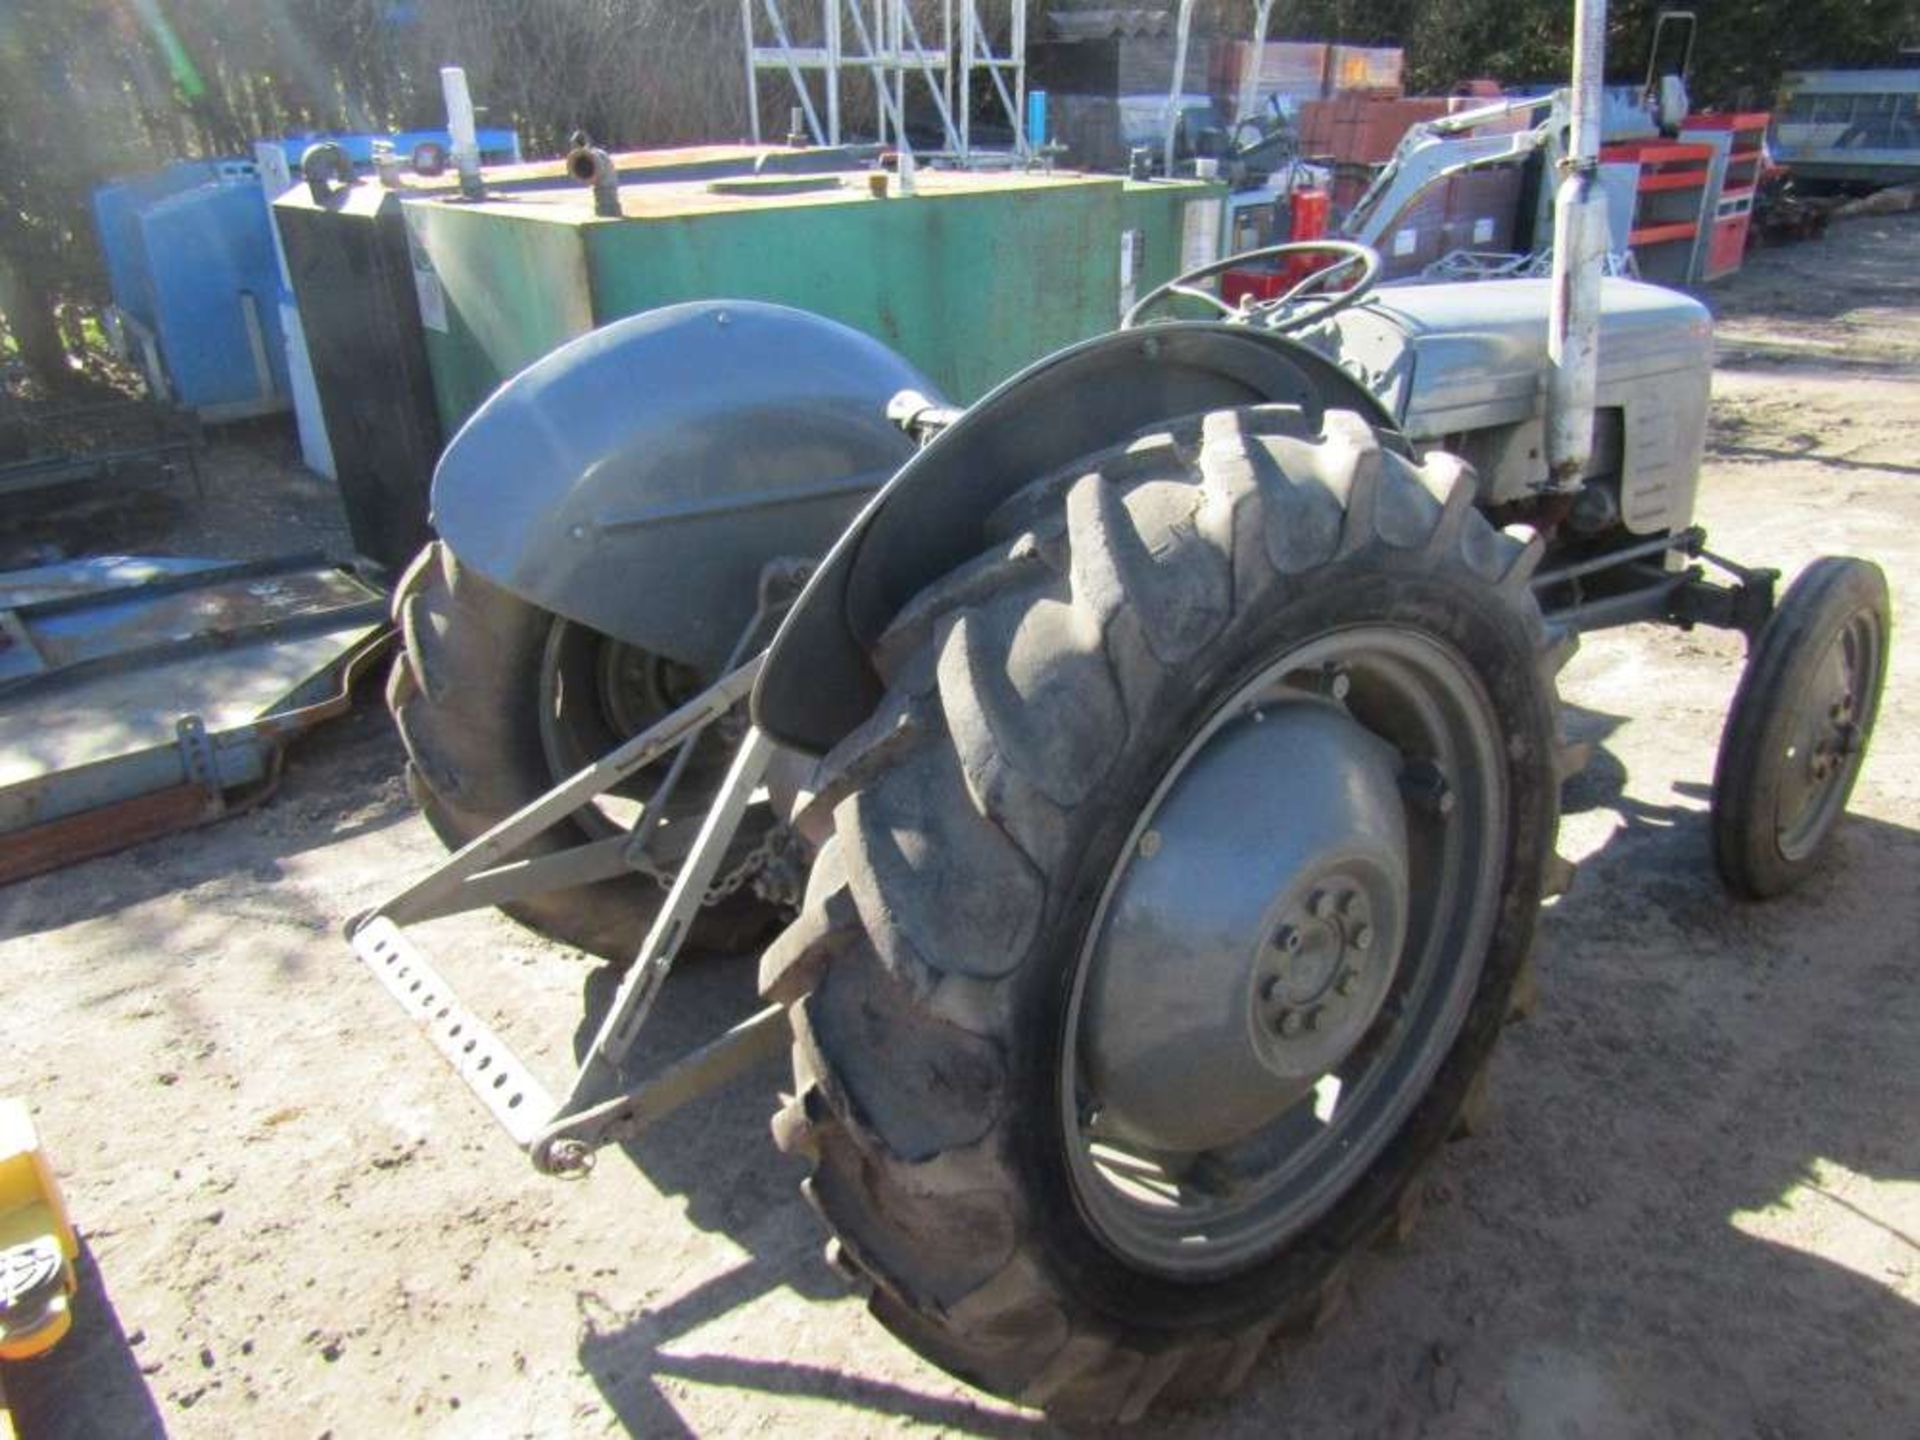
top-left (0, 1101), bottom-right (77, 1363)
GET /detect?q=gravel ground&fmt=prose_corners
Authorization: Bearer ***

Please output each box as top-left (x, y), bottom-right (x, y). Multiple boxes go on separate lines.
top-left (3, 212), bottom-right (1916, 1440)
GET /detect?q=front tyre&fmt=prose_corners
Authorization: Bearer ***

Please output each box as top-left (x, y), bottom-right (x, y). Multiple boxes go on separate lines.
top-left (760, 407), bottom-right (1571, 1421)
top-left (1711, 556), bottom-right (1890, 899)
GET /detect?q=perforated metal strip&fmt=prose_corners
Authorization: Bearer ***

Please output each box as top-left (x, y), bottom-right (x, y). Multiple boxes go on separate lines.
top-left (350, 916), bottom-right (555, 1148)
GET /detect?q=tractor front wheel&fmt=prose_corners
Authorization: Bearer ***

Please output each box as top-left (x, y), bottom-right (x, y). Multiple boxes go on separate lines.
top-left (1711, 556), bottom-right (1890, 899)
top-left (761, 407), bottom-right (1572, 1421)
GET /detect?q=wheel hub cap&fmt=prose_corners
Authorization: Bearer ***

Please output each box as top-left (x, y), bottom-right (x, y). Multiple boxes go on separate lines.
top-left (1778, 631), bottom-right (1868, 859)
top-left (1080, 701), bottom-right (1409, 1154)
top-left (1255, 873), bottom-right (1398, 1079)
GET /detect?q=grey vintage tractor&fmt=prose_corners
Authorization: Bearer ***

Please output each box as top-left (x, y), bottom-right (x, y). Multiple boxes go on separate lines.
top-left (348, 16), bottom-right (1890, 1424)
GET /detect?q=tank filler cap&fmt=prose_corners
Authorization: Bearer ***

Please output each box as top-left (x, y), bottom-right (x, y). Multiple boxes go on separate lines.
top-left (707, 175), bottom-right (845, 198)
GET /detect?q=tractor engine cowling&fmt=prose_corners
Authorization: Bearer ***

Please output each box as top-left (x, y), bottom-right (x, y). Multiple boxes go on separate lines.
top-left (1309, 276), bottom-right (1712, 536)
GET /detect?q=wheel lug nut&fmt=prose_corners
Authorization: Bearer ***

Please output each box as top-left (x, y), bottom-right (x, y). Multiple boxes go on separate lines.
top-left (1336, 890), bottom-right (1359, 916)
top-left (1277, 1010), bottom-right (1303, 1037)
top-left (1303, 1007), bottom-right (1323, 1032)
top-left (1273, 924), bottom-right (1302, 954)
top-left (1309, 889), bottom-right (1333, 919)
top-left (1351, 922), bottom-right (1373, 951)
top-left (1335, 967), bottom-right (1359, 996)
top-left (1400, 759), bottom-right (1455, 818)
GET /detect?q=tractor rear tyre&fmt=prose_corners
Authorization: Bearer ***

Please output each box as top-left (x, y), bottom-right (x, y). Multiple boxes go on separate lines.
top-left (1711, 556), bottom-right (1890, 899)
top-left (760, 407), bottom-right (1572, 1422)
top-left (387, 540), bottom-right (782, 961)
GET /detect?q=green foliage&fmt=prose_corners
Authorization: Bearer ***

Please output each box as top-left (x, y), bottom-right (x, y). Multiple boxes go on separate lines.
top-left (1246, 0), bottom-right (1915, 102)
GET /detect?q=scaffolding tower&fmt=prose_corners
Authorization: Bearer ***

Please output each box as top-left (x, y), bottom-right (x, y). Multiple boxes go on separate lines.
top-left (741, 0), bottom-right (1030, 161)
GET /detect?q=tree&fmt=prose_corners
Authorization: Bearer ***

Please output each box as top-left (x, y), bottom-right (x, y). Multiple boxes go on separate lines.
top-left (2, 0), bottom-right (1916, 394)
top-left (0, 0), bottom-right (129, 392)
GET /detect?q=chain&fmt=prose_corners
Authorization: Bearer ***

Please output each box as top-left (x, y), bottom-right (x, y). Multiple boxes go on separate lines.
top-left (632, 818), bottom-right (792, 908)
top-left (748, 825), bottom-right (809, 910)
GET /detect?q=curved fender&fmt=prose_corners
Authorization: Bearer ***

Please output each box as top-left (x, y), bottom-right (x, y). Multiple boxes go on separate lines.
top-left (753, 321), bottom-right (1406, 755)
top-left (432, 300), bottom-right (936, 675)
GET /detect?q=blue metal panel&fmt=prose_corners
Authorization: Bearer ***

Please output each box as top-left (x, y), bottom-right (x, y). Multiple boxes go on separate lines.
top-left (137, 179), bottom-right (291, 413)
top-left (92, 161), bottom-right (221, 329)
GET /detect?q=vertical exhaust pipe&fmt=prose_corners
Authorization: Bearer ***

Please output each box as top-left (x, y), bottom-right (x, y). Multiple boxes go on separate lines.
top-left (442, 66), bottom-right (485, 200)
top-left (1162, 0), bottom-right (1198, 176)
top-left (1547, 0), bottom-right (1608, 491)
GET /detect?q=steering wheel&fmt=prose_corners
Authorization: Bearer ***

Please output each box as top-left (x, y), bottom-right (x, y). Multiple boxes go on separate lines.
top-left (1123, 240), bottom-right (1382, 335)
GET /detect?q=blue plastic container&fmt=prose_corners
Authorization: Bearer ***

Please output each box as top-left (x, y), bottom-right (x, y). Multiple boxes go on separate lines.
top-left (94, 129), bottom-right (522, 421)
top-left (92, 161), bottom-right (238, 332)
top-left (133, 176), bottom-right (291, 416)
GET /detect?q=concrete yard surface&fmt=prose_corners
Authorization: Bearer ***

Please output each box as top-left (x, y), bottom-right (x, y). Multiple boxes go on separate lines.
top-left (2, 212), bottom-right (1916, 1438)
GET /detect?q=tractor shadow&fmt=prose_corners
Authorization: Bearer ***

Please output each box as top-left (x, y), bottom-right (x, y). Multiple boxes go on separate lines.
top-left (2, 1242), bottom-right (167, 1439)
top-left (555, 700), bottom-right (1920, 1437)
top-left (1366, 699), bottom-right (1920, 1437)
top-left (567, 958), bottom-right (1048, 1437)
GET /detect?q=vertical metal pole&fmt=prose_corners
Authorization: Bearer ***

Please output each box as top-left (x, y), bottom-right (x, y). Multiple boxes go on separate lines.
top-left (959, 0), bottom-right (973, 161)
top-left (893, 0), bottom-right (907, 151)
top-left (1238, 0), bottom-right (1276, 128)
top-left (943, 0), bottom-right (955, 141)
top-left (825, 0), bottom-right (842, 146)
top-left (872, 0), bottom-right (884, 148)
top-left (1012, 0), bottom-right (1029, 159)
top-left (885, 0), bottom-right (903, 149)
top-left (1164, 0), bottom-right (1197, 176)
top-left (1546, 0), bottom-right (1607, 491)
top-left (742, 0), bottom-right (763, 143)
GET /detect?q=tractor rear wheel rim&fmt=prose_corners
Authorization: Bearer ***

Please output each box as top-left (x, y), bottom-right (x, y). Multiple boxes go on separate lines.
top-left (1777, 609), bottom-right (1881, 863)
top-left (1063, 626), bottom-right (1508, 1279)
top-left (536, 619), bottom-right (712, 839)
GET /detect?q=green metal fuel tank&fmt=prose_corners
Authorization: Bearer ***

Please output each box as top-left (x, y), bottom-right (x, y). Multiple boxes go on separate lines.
top-left (401, 170), bottom-right (1225, 430)
top-left (274, 143), bottom-right (876, 571)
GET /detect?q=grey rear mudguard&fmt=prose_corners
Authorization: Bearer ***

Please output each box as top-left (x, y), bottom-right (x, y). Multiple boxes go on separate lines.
top-left (431, 300), bottom-right (935, 675)
top-left (754, 321), bottom-right (1407, 756)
